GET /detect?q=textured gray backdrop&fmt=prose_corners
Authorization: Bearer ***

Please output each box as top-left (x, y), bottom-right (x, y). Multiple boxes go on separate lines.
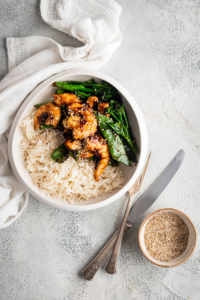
top-left (0, 0), bottom-right (200, 299)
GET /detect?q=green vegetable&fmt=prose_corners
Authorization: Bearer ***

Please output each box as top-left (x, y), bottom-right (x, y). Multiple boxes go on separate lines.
top-left (89, 156), bottom-right (95, 161)
top-left (56, 89), bottom-right (65, 94)
top-left (121, 137), bottom-right (137, 163)
top-left (39, 124), bottom-right (53, 129)
top-left (51, 142), bottom-right (81, 163)
top-left (106, 101), bottom-right (139, 156)
top-left (109, 156), bottom-right (118, 167)
top-left (53, 79), bottom-right (119, 102)
top-left (68, 149), bottom-right (80, 162)
top-left (55, 82), bottom-right (95, 93)
top-left (37, 79), bottom-right (138, 167)
top-left (34, 102), bottom-right (50, 109)
top-left (95, 113), bottom-right (131, 166)
top-left (74, 90), bottom-right (90, 98)
top-left (108, 123), bottom-right (138, 155)
top-left (51, 143), bottom-right (69, 163)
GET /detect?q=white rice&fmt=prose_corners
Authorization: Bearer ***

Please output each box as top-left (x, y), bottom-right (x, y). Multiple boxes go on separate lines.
top-left (19, 113), bottom-right (127, 204)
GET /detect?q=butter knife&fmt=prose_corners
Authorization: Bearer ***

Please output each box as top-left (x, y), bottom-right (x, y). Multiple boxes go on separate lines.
top-left (82, 149), bottom-right (185, 280)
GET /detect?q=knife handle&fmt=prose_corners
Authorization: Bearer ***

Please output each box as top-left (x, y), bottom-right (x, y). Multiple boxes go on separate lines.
top-left (82, 223), bottom-right (131, 281)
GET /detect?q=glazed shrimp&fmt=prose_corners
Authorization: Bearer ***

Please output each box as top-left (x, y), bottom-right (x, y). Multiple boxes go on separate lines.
top-left (53, 93), bottom-right (82, 107)
top-left (79, 149), bottom-right (94, 158)
top-left (79, 143), bottom-right (94, 158)
top-left (86, 96), bottom-right (98, 109)
top-left (65, 138), bottom-right (94, 158)
top-left (65, 138), bottom-right (81, 151)
top-left (68, 103), bottom-right (97, 139)
top-left (79, 141), bottom-right (95, 158)
top-left (98, 103), bottom-right (110, 117)
top-left (34, 103), bottom-right (61, 129)
top-left (63, 116), bottom-right (82, 131)
top-left (86, 135), bottom-right (110, 181)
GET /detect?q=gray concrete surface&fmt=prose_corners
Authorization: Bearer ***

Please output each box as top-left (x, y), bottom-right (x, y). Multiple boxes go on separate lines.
top-left (0, 0), bottom-right (200, 299)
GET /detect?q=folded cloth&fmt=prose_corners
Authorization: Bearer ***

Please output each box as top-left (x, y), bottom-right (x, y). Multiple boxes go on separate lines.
top-left (0, 0), bottom-right (122, 228)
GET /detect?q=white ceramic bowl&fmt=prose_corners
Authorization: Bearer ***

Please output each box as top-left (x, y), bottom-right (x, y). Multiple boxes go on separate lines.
top-left (139, 208), bottom-right (197, 267)
top-left (8, 69), bottom-right (148, 211)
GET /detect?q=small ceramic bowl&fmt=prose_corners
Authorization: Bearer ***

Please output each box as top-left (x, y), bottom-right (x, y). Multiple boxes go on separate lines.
top-left (138, 208), bottom-right (197, 267)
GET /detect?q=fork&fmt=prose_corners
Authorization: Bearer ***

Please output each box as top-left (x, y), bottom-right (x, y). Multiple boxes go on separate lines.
top-left (106, 152), bottom-right (151, 274)
top-left (82, 152), bottom-right (151, 280)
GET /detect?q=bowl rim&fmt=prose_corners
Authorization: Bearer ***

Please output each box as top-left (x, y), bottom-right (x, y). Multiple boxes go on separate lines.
top-left (138, 208), bottom-right (197, 268)
top-left (8, 69), bottom-right (148, 211)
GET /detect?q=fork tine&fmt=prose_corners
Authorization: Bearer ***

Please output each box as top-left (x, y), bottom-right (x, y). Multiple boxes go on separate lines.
top-left (140, 152), bottom-right (151, 184)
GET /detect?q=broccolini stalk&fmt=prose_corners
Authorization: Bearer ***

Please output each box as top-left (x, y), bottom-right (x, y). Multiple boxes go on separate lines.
top-left (53, 79), bottom-right (119, 102)
top-left (54, 82), bottom-right (95, 93)
top-left (56, 89), bottom-right (65, 94)
top-left (74, 90), bottom-right (91, 98)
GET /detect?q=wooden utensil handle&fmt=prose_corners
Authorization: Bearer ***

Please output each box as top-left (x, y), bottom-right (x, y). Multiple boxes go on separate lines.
top-left (82, 223), bottom-right (131, 281)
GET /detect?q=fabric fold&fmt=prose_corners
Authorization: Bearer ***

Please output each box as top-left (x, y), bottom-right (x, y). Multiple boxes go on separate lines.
top-left (0, 0), bottom-right (122, 228)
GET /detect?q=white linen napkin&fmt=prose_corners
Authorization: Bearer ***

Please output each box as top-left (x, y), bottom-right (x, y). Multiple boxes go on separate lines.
top-left (0, 0), bottom-right (122, 228)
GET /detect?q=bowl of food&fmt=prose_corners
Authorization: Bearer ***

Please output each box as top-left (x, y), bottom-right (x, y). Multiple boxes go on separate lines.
top-left (8, 69), bottom-right (148, 211)
top-left (139, 208), bottom-right (197, 267)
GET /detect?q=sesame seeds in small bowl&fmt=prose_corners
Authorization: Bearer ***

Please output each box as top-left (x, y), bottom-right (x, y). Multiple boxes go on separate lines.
top-left (138, 208), bottom-right (197, 268)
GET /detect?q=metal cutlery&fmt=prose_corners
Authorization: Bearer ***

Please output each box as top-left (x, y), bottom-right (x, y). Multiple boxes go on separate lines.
top-left (82, 149), bottom-right (185, 280)
top-left (106, 152), bottom-right (151, 274)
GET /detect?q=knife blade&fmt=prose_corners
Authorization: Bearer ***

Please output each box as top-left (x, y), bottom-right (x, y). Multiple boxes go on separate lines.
top-left (127, 149), bottom-right (185, 225)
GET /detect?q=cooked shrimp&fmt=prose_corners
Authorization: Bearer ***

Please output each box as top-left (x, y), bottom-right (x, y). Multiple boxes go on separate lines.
top-left (79, 149), bottom-right (94, 158)
top-left (98, 103), bottom-right (110, 117)
top-left (86, 96), bottom-right (98, 109)
top-left (65, 138), bottom-right (81, 151)
top-left (53, 93), bottom-right (81, 107)
top-left (63, 116), bottom-right (82, 130)
top-left (68, 103), bottom-right (97, 139)
top-left (86, 135), bottom-right (110, 181)
top-left (79, 141), bottom-right (94, 158)
top-left (34, 103), bottom-right (61, 129)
